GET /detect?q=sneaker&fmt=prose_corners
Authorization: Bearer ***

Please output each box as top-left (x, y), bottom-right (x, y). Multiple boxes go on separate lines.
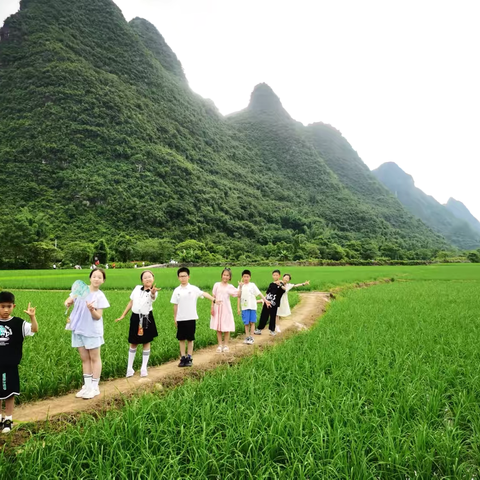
top-left (254, 329), bottom-right (262, 335)
top-left (140, 368), bottom-right (148, 377)
top-left (243, 337), bottom-right (250, 344)
top-left (82, 387), bottom-right (100, 399)
top-left (269, 330), bottom-right (277, 336)
top-left (276, 325), bottom-right (281, 333)
top-left (178, 356), bottom-right (187, 367)
top-left (247, 337), bottom-right (254, 345)
top-left (185, 355), bottom-right (193, 367)
top-left (222, 345), bottom-right (229, 353)
top-left (1, 419), bottom-right (13, 434)
top-left (75, 385), bottom-right (88, 398)
top-left (126, 368), bottom-right (135, 378)
top-left (216, 345), bottom-right (223, 353)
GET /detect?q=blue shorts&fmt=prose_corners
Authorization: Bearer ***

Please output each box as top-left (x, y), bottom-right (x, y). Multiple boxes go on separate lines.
top-left (72, 333), bottom-right (104, 350)
top-left (241, 309), bottom-right (257, 326)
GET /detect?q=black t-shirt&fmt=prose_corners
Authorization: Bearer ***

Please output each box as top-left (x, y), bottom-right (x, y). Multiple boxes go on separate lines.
top-left (0, 317), bottom-right (26, 366)
top-left (265, 282), bottom-right (286, 309)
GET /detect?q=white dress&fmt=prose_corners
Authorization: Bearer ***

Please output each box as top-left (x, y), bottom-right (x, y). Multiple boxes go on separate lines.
top-left (277, 284), bottom-right (294, 317)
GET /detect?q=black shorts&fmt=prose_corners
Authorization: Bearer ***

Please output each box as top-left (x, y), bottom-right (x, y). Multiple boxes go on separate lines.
top-left (0, 365), bottom-right (20, 400)
top-left (176, 320), bottom-right (196, 341)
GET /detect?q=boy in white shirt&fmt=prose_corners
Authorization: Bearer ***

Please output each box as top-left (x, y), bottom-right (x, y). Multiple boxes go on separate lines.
top-left (170, 267), bottom-right (219, 367)
top-left (237, 270), bottom-right (269, 345)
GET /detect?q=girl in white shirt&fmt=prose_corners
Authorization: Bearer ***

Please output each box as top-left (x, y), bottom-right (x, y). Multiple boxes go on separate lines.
top-left (64, 268), bottom-right (110, 400)
top-left (276, 274), bottom-right (310, 331)
top-left (116, 271), bottom-right (160, 378)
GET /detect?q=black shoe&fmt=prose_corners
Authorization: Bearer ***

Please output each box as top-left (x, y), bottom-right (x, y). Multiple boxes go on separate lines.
top-left (185, 355), bottom-right (193, 367)
top-left (178, 356), bottom-right (187, 367)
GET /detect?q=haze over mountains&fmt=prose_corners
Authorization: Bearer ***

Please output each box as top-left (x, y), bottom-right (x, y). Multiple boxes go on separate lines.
top-left (373, 163), bottom-right (480, 250)
top-left (0, 0), bottom-right (477, 264)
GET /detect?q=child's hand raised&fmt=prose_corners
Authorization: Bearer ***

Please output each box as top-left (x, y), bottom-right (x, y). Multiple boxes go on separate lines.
top-left (150, 285), bottom-right (161, 296)
top-left (23, 303), bottom-right (36, 317)
top-left (86, 301), bottom-right (96, 313)
top-left (115, 315), bottom-right (124, 323)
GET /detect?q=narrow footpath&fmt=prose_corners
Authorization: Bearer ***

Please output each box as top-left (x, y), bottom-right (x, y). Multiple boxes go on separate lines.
top-left (15, 292), bottom-right (330, 423)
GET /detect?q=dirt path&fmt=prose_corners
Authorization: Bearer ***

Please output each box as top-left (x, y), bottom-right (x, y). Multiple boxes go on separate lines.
top-left (15, 292), bottom-right (331, 423)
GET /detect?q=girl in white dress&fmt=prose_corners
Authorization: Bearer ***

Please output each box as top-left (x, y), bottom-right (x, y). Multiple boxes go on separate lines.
top-left (276, 274), bottom-right (310, 331)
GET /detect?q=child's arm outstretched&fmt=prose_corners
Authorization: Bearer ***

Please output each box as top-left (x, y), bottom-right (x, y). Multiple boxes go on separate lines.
top-left (115, 300), bottom-right (133, 322)
top-left (201, 291), bottom-right (221, 304)
top-left (24, 303), bottom-right (38, 333)
top-left (291, 280), bottom-right (310, 288)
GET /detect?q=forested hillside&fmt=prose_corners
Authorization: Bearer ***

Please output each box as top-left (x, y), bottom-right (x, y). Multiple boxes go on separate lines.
top-left (373, 163), bottom-right (480, 250)
top-left (0, 0), bottom-right (453, 267)
top-left (445, 198), bottom-right (480, 234)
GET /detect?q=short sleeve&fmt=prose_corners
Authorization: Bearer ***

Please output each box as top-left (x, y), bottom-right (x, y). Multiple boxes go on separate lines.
top-left (253, 285), bottom-right (261, 297)
top-left (96, 292), bottom-right (110, 309)
top-left (23, 321), bottom-right (34, 337)
top-left (130, 286), bottom-right (140, 301)
top-left (286, 284), bottom-right (294, 292)
top-left (227, 284), bottom-right (239, 297)
top-left (195, 287), bottom-right (204, 299)
top-left (213, 283), bottom-right (218, 296)
top-left (170, 289), bottom-right (179, 304)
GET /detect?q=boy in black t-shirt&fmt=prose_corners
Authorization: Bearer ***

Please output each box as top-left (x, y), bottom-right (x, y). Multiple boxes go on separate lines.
top-left (254, 270), bottom-right (286, 336)
top-left (0, 291), bottom-right (38, 434)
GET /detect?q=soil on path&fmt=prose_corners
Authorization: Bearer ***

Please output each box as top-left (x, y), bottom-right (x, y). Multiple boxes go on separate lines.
top-left (14, 292), bottom-right (330, 424)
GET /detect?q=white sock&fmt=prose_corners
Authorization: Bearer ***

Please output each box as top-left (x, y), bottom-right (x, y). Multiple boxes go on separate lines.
top-left (128, 347), bottom-right (137, 371)
top-left (141, 349), bottom-right (150, 371)
top-left (92, 378), bottom-right (99, 389)
top-left (83, 374), bottom-right (93, 388)
top-left (5, 415), bottom-right (12, 421)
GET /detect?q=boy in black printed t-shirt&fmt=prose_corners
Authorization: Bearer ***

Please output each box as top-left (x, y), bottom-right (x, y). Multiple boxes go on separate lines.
top-left (0, 291), bottom-right (38, 433)
top-left (254, 270), bottom-right (286, 336)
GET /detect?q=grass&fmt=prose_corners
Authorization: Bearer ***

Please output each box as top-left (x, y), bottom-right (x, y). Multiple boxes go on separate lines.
top-left (2, 273), bottom-right (480, 478)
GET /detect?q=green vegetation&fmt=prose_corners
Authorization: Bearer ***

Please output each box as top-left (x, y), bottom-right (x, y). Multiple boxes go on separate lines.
top-left (2, 265), bottom-right (480, 478)
top-left (0, 0), bottom-right (456, 269)
top-left (373, 162), bottom-right (480, 250)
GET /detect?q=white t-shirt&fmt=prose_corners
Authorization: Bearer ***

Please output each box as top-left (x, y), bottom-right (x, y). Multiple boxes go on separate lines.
top-left (130, 285), bottom-right (158, 315)
top-left (69, 290), bottom-right (110, 337)
top-left (170, 284), bottom-right (204, 321)
top-left (240, 282), bottom-right (262, 310)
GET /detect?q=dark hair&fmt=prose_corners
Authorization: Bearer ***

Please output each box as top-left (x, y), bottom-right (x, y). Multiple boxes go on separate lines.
top-left (241, 269), bottom-right (252, 277)
top-left (141, 270), bottom-right (155, 281)
top-left (0, 291), bottom-right (15, 304)
top-left (177, 267), bottom-right (190, 277)
top-left (283, 273), bottom-right (291, 280)
top-left (272, 269), bottom-right (281, 275)
top-left (221, 268), bottom-right (232, 280)
top-left (90, 268), bottom-right (106, 280)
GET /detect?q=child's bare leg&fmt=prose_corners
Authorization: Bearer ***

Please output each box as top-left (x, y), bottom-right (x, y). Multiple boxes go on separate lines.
top-left (88, 348), bottom-right (102, 379)
top-left (179, 340), bottom-right (186, 357)
top-left (244, 325), bottom-right (249, 335)
top-left (142, 342), bottom-right (151, 351)
top-left (78, 346), bottom-right (92, 374)
top-left (130, 343), bottom-right (138, 350)
top-left (224, 332), bottom-right (230, 345)
top-left (250, 323), bottom-right (256, 335)
top-left (216, 331), bottom-right (223, 346)
top-left (5, 397), bottom-right (14, 416)
top-left (187, 340), bottom-right (194, 356)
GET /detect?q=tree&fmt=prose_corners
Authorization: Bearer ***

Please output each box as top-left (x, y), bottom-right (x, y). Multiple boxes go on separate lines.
top-left (113, 233), bottom-right (135, 262)
top-left (467, 251), bottom-right (480, 263)
top-left (94, 239), bottom-right (109, 264)
top-left (63, 242), bottom-right (94, 265)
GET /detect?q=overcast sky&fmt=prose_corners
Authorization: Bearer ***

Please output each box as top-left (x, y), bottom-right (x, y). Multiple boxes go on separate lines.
top-left (2, 0), bottom-right (479, 220)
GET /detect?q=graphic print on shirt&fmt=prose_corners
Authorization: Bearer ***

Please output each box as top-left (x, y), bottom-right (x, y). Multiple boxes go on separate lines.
top-left (266, 292), bottom-right (277, 307)
top-left (0, 325), bottom-right (13, 344)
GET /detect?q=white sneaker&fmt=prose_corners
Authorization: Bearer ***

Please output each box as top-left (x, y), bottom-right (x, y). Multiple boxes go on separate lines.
top-left (216, 346), bottom-right (223, 353)
top-left (276, 325), bottom-right (281, 333)
top-left (222, 345), bottom-right (229, 353)
top-left (140, 368), bottom-right (148, 377)
top-left (82, 387), bottom-right (100, 399)
top-left (243, 337), bottom-right (249, 344)
top-left (269, 330), bottom-right (277, 336)
top-left (126, 368), bottom-right (135, 378)
top-left (75, 385), bottom-right (88, 398)
top-left (247, 337), bottom-right (254, 345)
top-left (254, 329), bottom-right (262, 335)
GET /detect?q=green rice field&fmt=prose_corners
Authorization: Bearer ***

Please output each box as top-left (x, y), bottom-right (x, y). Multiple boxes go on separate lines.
top-left (1, 264), bottom-right (480, 478)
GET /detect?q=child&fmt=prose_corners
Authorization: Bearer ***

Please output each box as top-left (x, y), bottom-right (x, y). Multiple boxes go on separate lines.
top-left (171, 267), bottom-right (219, 367)
top-left (210, 268), bottom-right (239, 353)
top-left (115, 270), bottom-right (160, 378)
top-left (64, 268), bottom-right (110, 400)
top-left (237, 269), bottom-right (269, 345)
top-left (254, 269), bottom-right (286, 336)
top-left (0, 292), bottom-right (38, 434)
top-left (276, 274), bottom-right (310, 332)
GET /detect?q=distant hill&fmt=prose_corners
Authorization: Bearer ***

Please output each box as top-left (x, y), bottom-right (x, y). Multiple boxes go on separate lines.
top-left (445, 198), bottom-right (480, 234)
top-left (0, 0), bottom-right (450, 266)
top-left (373, 163), bottom-right (480, 250)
